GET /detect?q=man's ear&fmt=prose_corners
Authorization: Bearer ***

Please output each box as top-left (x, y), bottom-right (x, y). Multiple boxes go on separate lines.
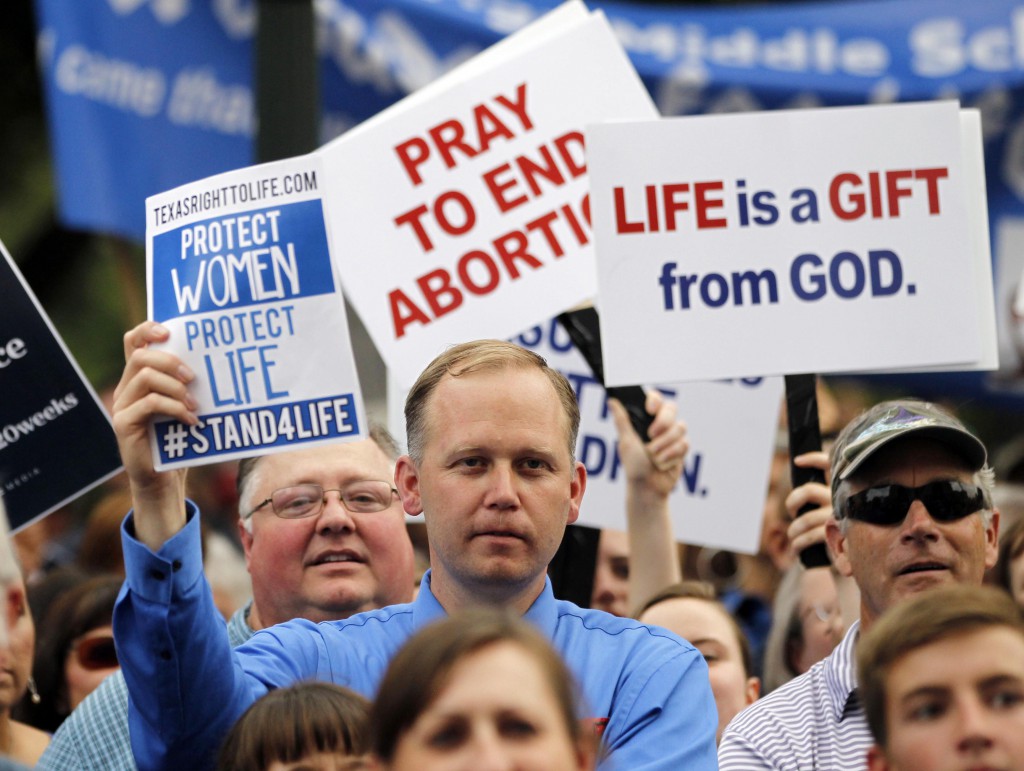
top-left (395, 455), bottom-right (424, 517)
top-left (237, 518), bottom-right (254, 572)
top-left (985, 508), bottom-right (1001, 570)
top-left (866, 744), bottom-right (890, 771)
top-left (567, 461), bottom-right (587, 526)
top-left (745, 676), bottom-right (761, 705)
top-left (826, 518), bottom-right (853, 578)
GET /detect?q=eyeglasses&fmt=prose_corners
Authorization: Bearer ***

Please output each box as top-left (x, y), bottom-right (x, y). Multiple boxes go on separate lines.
top-left (72, 634), bottom-right (118, 670)
top-left (246, 481), bottom-right (398, 519)
top-left (800, 602), bottom-right (841, 625)
top-left (842, 480), bottom-right (986, 526)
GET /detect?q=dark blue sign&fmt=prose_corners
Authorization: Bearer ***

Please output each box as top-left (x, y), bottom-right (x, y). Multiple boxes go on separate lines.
top-left (0, 243), bottom-right (123, 530)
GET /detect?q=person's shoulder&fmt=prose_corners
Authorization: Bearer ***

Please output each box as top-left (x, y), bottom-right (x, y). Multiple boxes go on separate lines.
top-left (553, 600), bottom-right (699, 654)
top-left (0, 758), bottom-right (33, 771)
top-left (324, 600), bottom-right (417, 632)
top-left (256, 602), bottom-right (419, 647)
top-left (41, 671), bottom-right (133, 768)
top-left (725, 661), bottom-right (829, 739)
top-left (64, 669), bottom-right (129, 721)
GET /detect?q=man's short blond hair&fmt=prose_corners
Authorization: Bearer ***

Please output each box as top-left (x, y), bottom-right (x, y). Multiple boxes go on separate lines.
top-left (404, 340), bottom-right (580, 464)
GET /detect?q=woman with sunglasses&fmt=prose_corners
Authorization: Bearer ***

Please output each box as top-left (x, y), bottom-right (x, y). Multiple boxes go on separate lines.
top-left (16, 574), bottom-right (122, 734)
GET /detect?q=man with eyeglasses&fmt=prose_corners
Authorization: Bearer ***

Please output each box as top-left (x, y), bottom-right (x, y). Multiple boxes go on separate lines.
top-left (39, 322), bottom-right (415, 771)
top-left (108, 325), bottom-right (718, 770)
top-left (719, 399), bottom-right (1000, 770)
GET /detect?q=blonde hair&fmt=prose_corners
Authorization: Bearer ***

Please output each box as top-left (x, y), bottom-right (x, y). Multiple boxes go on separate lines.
top-left (858, 584), bottom-right (1024, 749)
top-left (404, 340), bottom-right (580, 464)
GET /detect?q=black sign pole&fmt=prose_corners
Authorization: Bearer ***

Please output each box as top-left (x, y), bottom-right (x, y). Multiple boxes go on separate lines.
top-left (547, 307), bottom-right (654, 607)
top-left (255, 0), bottom-right (319, 164)
top-left (783, 373), bottom-right (831, 568)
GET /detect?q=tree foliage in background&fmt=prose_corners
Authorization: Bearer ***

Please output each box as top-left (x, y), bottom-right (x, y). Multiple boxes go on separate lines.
top-left (0, 0), bottom-right (144, 392)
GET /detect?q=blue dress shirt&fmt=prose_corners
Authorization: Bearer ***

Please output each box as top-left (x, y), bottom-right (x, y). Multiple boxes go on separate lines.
top-left (114, 504), bottom-right (718, 771)
top-left (38, 603), bottom-right (253, 771)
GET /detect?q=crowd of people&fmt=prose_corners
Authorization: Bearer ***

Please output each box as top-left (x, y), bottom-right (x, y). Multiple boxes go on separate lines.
top-left (0, 320), bottom-right (1022, 770)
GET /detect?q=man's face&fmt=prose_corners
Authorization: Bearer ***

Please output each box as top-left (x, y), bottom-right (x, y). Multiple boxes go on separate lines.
top-left (239, 440), bottom-right (415, 628)
top-left (396, 368), bottom-right (585, 610)
top-left (826, 439), bottom-right (998, 629)
top-left (590, 529), bottom-right (630, 617)
top-left (868, 626), bottom-right (1024, 771)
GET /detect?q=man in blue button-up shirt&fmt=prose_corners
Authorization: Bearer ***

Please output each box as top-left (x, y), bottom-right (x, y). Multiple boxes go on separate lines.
top-left (111, 323), bottom-right (718, 771)
top-left (40, 424), bottom-right (416, 771)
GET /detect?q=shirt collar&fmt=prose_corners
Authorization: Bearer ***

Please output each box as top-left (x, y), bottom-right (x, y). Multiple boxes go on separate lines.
top-left (411, 569), bottom-right (448, 627)
top-left (227, 601), bottom-right (255, 646)
top-left (823, 620), bottom-right (861, 722)
top-left (412, 570), bottom-right (559, 634)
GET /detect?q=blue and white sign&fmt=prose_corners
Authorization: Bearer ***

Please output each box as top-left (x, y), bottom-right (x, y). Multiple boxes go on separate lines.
top-left (146, 155), bottom-right (367, 469)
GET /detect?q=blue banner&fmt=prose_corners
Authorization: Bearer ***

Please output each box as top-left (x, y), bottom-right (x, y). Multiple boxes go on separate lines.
top-left (34, 0), bottom-right (1024, 399)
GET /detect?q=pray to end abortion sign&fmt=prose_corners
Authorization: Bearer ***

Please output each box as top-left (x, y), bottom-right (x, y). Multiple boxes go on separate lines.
top-left (321, 3), bottom-right (657, 388)
top-left (588, 101), bottom-right (996, 386)
top-left (147, 155), bottom-right (367, 470)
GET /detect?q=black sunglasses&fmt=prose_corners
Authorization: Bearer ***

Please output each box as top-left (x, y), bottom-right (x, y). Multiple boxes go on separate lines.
top-left (72, 634), bottom-right (119, 671)
top-left (843, 480), bottom-right (986, 526)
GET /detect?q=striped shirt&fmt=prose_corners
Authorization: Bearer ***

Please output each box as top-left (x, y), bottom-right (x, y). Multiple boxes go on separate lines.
top-left (718, 622), bottom-right (873, 770)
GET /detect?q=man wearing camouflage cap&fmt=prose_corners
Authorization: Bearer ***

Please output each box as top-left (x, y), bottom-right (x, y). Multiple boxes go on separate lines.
top-left (719, 399), bottom-right (999, 770)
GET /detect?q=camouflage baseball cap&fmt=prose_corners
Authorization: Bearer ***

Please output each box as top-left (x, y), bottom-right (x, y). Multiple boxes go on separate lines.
top-left (831, 400), bottom-right (987, 499)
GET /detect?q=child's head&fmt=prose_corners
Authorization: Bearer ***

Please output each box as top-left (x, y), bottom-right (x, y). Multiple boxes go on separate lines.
top-left (217, 680), bottom-right (370, 771)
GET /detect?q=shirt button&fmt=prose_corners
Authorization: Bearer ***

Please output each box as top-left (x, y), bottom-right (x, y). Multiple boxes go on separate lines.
top-left (159, 650), bottom-right (172, 661)
top-left (171, 560), bottom-right (182, 572)
top-left (150, 569), bottom-right (166, 581)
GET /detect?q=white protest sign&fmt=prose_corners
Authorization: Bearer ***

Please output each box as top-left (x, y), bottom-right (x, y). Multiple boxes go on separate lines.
top-left (321, 8), bottom-right (658, 387)
top-left (386, 318), bottom-right (783, 554)
top-left (588, 101), bottom-right (987, 385)
top-left (344, 1), bottom-right (591, 143)
top-left (854, 109), bottom-right (997, 375)
top-left (147, 155), bottom-right (367, 469)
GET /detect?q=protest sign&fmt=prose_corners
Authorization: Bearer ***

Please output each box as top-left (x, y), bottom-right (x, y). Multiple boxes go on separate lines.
top-left (588, 101), bottom-right (991, 385)
top-left (0, 239), bottom-right (122, 530)
top-left (320, 5), bottom-right (658, 387)
top-left (387, 316), bottom-right (783, 553)
top-left (147, 155), bottom-right (367, 469)
top-left (850, 110), bottom-right (997, 376)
